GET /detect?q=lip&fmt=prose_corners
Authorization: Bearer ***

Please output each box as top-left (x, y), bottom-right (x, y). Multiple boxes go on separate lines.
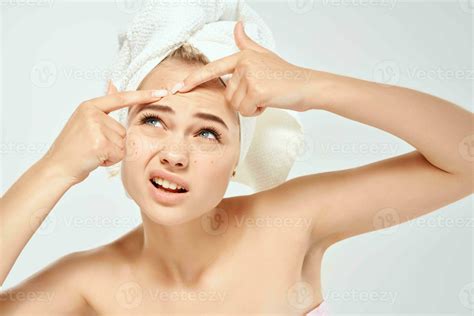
top-left (148, 179), bottom-right (189, 206)
top-left (148, 169), bottom-right (190, 192)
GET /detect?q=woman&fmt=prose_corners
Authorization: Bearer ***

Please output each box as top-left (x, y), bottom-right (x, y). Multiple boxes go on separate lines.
top-left (0, 16), bottom-right (472, 316)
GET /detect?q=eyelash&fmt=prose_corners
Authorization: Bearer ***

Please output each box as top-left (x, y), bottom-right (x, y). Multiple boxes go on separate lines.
top-left (138, 112), bottom-right (222, 142)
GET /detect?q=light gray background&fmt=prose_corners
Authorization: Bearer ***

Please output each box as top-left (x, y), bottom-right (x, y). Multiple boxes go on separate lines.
top-left (1, 0), bottom-right (472, 314)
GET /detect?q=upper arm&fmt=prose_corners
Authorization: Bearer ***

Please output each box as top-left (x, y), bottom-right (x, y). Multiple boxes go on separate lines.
top-left (253, 150), bottom-right (472, 249)
top-left (0, 251), bottom-right (96, 315)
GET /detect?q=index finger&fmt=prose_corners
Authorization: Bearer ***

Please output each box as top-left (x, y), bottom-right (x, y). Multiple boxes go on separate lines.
top-left (85, 89), bottom-right (168, 114)
top-left (178, 52), bottom-right (240, 93)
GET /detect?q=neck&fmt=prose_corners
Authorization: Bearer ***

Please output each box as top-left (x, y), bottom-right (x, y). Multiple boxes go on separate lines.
top-left (137, 206), bottom-right (233, 286)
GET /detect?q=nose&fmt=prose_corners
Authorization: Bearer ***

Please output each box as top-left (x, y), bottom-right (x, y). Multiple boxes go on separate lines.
top-left (158, 143), bottom-right (189, 169)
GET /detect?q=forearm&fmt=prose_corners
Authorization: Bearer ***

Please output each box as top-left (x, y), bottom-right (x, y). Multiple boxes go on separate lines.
top-left (0, 158), bottom-right (75, 286)
top-left (304, 69), bottom-right (473, 179)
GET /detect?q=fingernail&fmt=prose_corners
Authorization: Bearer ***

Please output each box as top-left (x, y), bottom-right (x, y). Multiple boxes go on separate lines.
top-left (170, 82), bottom-right (184, 94)
top-left (152, 89), bottom-right (168, 97)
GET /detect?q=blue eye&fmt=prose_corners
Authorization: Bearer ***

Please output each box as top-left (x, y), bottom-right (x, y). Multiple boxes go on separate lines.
top-left (139, 113), bottom-right (164, 128)
top-left (198, 129), bottom-right (221, 142)
top-left (138, 112), bottom-right (222, 143)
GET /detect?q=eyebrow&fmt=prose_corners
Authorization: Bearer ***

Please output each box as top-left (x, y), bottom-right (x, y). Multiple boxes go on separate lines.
top-left (131, 104), bottom-right (229, 130)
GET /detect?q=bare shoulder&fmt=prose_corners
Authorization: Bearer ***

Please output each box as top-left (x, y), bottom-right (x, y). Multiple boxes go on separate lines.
top-left (0, 228), bottom-right (139, 315)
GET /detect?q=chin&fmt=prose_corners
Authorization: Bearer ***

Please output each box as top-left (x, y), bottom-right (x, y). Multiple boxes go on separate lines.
top-left (140, 203), bottom-right (200, 226)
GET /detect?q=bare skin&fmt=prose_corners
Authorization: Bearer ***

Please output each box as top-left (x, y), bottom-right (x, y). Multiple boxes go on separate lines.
top-left (1, 22), bottom-right (472, 315)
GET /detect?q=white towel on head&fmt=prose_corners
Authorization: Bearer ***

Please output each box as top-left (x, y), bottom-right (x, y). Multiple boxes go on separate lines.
top-left (105, 0), bottom-right (305, 193)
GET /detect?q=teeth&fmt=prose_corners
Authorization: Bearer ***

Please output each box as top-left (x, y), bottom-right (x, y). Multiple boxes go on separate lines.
top-left (152, 177), bottom-right (184, 190)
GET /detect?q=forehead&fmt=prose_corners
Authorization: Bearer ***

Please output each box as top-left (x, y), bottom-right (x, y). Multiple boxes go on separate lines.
top-left (130, 58), bottom-right (238, 125)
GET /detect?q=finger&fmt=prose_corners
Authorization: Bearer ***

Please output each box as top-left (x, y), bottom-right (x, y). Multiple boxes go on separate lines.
top-left (224, 70), bottom-right (242, 107)
top-left (100, 143), bottom-right (125, 167)
top-left (101, 112), bottom-right (127, 138)
top-left (231, 79), bottom-right (248, 113)
top-left (102, 127), bottom-right (125, 150)
top-left (239, 93), bottom-right (264, 117)
top-left (234, 20), bottom-right (268, 54)
top-left (86, 89), bottom-right (168, 114)
top-left (178, 53), bottom-right (241, 93)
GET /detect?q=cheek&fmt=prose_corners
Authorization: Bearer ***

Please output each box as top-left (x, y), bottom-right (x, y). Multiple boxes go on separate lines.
top-left (123, 127), bottom-right (164, 162)
top-left (192, 154), bottom-right (234, 190)
top-left (120, 128), bottom-right (158, 192)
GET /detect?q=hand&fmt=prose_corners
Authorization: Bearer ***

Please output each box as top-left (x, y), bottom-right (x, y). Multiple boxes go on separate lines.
top-left (41, 81), bottom-right (168, 185)
top-left (174, 21), bottom-right (312, 116)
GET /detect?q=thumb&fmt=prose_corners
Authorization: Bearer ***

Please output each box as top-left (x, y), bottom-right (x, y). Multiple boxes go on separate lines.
top-left (234, 20), bottom-right (267, 53)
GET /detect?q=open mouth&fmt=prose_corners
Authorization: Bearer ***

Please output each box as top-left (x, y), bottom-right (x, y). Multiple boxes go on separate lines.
top-left (149, 178), bottom-right (188, 194)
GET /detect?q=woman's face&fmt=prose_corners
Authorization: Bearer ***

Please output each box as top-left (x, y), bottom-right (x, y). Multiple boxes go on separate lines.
top-left (121, 58), bottom-right (240, 226)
